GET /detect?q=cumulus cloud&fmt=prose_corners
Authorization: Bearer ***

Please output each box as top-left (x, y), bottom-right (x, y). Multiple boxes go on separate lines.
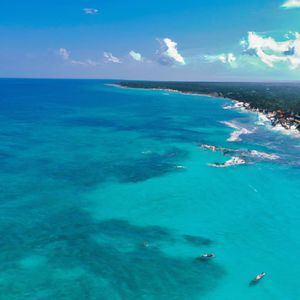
top-left (281, 0), bottom-right (300, 8)
top-left (58, 48), bottom-right (100, 66)
top-left (83, 8), bottom-right (99, 14)
top-left (204, 53), bottom-right (237, 66)
top-left (242, 31), bottom-right (300, 69)
top-left (201, 31), bottom-right (300, 70)
top-left (129, 50), bottom-right (143, 62)
top-left (59, 48), bottom-right (70, 60)
top-left (103, 52), bottom-right (121, 63)
top-left (157, 38), bottom-right (185, 66)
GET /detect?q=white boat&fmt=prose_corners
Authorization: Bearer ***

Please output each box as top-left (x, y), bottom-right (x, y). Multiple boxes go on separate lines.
top-left (250, 272), bottom-right (266, 285)
top-left (198, 253), bottom-right (215, 260)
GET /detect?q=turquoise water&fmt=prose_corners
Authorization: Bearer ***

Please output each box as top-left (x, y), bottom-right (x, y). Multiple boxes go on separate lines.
top-left (0, 79), bottom-right (299, 299)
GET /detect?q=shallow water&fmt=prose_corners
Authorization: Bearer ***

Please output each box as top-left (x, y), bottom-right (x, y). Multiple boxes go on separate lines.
top-left (0, 79), bottom-right (299, 299)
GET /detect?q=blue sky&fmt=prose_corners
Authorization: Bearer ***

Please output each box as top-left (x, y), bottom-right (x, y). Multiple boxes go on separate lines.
top-left (1, 0), bottom-right (300, 80)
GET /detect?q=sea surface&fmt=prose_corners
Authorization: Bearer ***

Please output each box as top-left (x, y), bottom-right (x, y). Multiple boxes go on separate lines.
top-left (0, 79), bottom-right (299, 300)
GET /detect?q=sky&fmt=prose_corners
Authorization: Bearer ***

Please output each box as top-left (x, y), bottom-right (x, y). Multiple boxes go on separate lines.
top-left (1, 0), bottom-right (300, 81)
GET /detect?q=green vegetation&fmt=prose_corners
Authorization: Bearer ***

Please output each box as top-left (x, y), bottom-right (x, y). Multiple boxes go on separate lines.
top-left (118, 81), bottom-right (300, 115)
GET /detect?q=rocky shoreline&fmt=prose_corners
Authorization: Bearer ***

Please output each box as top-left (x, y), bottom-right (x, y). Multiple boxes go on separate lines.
top-left (225, 100), bottom-right (300, 134)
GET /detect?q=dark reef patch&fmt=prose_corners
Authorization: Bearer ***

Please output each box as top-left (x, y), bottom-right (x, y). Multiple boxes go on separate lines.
top-left (98, 219), bottom-right (173, 243)
top-left (64, 115), bottom-right (206, 144)
top-left (183, 234), bottom-right (214, 246)
top-left (0, 150), bottom-right (14, 159)
top-left (0, 208), bottom-right (225, 299)
top-left (44, 147), bottom-right (188, 188)
top-left (63, 116), bottom-right (119, 128)
top-left (116, 148), bottom-right (188, 183)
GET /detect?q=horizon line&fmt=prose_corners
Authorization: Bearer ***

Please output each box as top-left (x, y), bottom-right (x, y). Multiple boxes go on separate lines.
top-left (1, 77), bottom-right (300, 83)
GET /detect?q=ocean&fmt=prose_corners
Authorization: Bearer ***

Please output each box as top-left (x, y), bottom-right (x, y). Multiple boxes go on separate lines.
top-left (0, 79), bottom-right (299, 299)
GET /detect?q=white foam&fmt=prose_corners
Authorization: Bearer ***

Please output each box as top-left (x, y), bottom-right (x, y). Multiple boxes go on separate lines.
top-left (270, 123), bottom-right (300, 138)
top-left (255, 111), bottom-right (300, 138)
top-left (255, 112), bottom-right (270, 126)
top-left (256, 112), bottom-right (300, 138)
top-left (209, 156), bottom-right (246, 168)
top-left (221, 121), bottom-right (240, 130)
top-left (201, 144), bottom-right (218, 152)
top-left (175, 165), bottom-right (186, 169)
top-left (223, 105), bottom-right (233, 110)
top-left (221, 121), bottom-right (254, 142)
top-left (248, 150), bottom-right (280, 160)
top-left (223, 102), bottom-right (245, 111)
top-left (221, 99), bottom-right (300, 139)
top-left (141, 150), bottom-right (153, 155)
top-left (228, 128), bottom-right (253, 142)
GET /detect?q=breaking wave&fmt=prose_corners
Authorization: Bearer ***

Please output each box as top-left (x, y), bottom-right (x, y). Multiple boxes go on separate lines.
top-left (247, 150), bottom-right (280, 160)
top-left (209, 157), bottom-right (246, 168)
top-left (221, 121), bottom-right (254, 142)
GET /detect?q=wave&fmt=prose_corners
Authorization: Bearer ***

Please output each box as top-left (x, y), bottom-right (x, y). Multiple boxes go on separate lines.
top-left (141, 150), bottom-right (153, 155)
top-left (228, 128), bottom-right (253, 142)
top-left (270, 123), bottom-right (300, 138)
top-left (221, 121), bottom-right (254, 142)
top-left (209, 157), bottom-right (246, 168)
top-left (221, 121), bottom-right (240, 130)
top-left (255, 112), bottom-right (270, 126)
top-left (175, 165), bottom-right (186, 169)
top-left (222, 101), bottom-right (300, 139)
top-left (247, 150), bottom-right (280, 160)
top-left (201, 144), bottom-right (280, 164)
top-left (254, 112), bottom-right (300, 138)
top-left (223, 102), bottom-right (245, 110)
top-left (201, 144), bottom-right (218, 152)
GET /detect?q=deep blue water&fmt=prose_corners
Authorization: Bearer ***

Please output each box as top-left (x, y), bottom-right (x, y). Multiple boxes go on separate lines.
top-left (0, 79), bottom-right (299, 299)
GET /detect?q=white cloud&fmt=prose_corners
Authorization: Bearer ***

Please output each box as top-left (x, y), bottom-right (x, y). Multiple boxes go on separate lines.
top-left (58, 48), bottom-right (100, 66)
top-left (157, 38), bottom-right (185, 66)
top-left (227, 53), bottom-right (237, 64)
top-left (201, 31), bottom-right (300, 71)
top-left (244, 31), bottom-right (300, 69)
top-left (129, 50), bottom-right (143, 62)
top-left (247, 32), bottom-right (291, 53)
top-left (83, 8), bottom-right (99, 14)
top-left (281, 0), bottom-right (300, 8)
top-left (204, 53), bottom-right (237, 66)
top-left (289, 33), bottom-right (300, 68)
top-left (163, 38), bottom-right (185, 65)
top-left (103, 52), bottom-right (121, 63)
top-left (59, 48), bottom-right (70, 60)
top-left (70, 59), bottom-right (100, 66)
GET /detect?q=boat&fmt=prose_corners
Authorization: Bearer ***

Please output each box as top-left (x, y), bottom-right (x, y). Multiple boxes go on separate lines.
top-left (197, 253), bottom-right (215, 260)
top-left (250, 272), bottom-right (266, 285)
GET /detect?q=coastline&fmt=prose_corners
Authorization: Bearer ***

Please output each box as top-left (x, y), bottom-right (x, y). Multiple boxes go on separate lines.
top-left (223, 101), bottom-right (300, 137)
top-left (114, 83), bottom-right (300, 138)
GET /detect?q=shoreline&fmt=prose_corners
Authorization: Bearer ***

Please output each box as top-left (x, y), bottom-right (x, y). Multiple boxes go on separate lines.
top-left (223, 101), bottom-right (300, 137)
top-left (114, 83), bottom-right (300, 138)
